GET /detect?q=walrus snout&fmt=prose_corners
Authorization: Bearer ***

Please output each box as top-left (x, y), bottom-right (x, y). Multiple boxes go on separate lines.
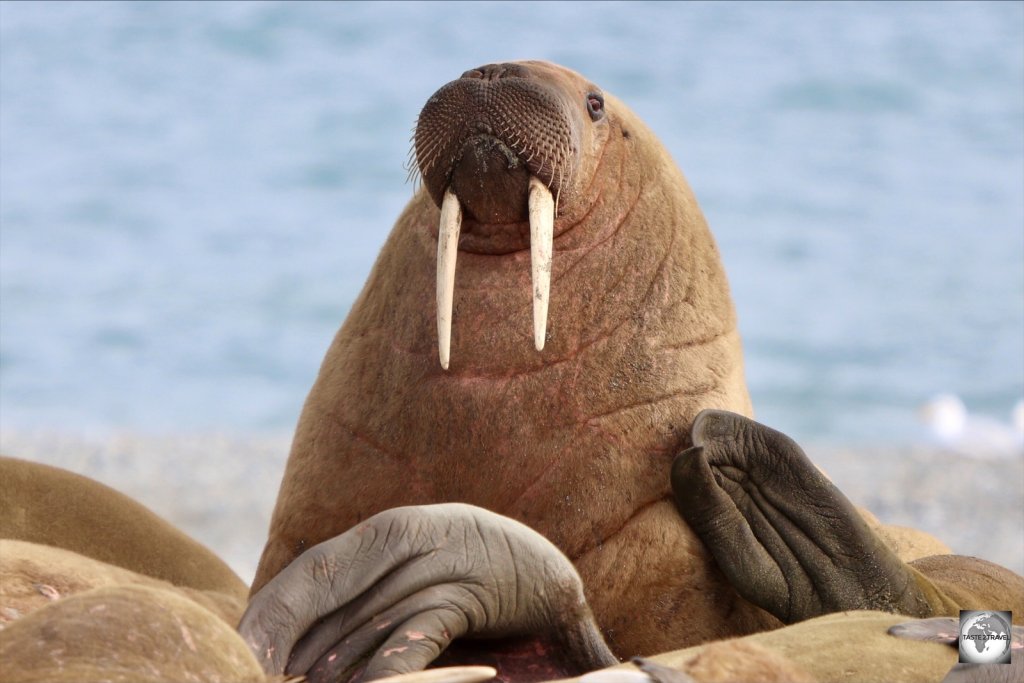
top-left (414, 61), bottom-right (584, 216)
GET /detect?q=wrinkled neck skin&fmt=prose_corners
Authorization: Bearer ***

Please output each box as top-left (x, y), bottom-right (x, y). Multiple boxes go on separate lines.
top-left (255, 95), bottom-right (765, 655)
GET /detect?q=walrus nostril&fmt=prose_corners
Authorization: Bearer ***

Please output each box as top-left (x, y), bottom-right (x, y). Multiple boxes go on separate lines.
top-left (462, 63), bottom-right (531, 82)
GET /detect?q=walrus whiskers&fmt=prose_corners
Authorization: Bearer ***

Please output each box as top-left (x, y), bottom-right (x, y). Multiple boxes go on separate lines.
top-left (436, 188), bottom-right (462, 370)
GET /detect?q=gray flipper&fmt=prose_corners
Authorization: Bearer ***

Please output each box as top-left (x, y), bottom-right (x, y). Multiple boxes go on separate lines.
top-left (238, 503), bottom-right (616, 683)
top-left (671, 409), bottom-right (933, 624)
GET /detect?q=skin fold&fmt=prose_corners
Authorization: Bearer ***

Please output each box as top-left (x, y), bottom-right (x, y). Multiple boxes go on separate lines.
top-left (4, 414), bottom-right (1021, 682)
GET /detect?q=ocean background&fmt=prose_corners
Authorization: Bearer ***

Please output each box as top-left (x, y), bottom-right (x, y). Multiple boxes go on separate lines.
top-left (2, 1), bottom-right (1022, 581)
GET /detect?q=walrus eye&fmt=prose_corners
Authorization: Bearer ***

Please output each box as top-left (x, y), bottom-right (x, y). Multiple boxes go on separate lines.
top-left (586, 93), bottom-right (605, 121)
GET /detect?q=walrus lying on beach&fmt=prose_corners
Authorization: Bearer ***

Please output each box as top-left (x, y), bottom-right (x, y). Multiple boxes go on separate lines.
top-left (248, 59), bottom-right (1014, 666)
top-left (0, 455), bottom-right (264, 682)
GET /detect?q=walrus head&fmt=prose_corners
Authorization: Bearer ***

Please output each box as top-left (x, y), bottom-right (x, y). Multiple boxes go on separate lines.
top-left (413, 61), bottom-right (610, 368)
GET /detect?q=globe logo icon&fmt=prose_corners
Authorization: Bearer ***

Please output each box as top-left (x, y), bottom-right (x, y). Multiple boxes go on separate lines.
top-left (958, 610), bottom-right (1012, 664)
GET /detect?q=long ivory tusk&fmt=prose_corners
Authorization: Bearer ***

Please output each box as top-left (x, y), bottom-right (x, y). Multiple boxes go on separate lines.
top-left (528, 176), bottom-right (554, 351)
top-left (437, 188), bottom-right (462, 370)
top-left (371, 666), bottom-right (499, 683)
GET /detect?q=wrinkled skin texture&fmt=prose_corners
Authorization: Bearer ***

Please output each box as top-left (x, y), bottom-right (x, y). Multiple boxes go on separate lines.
top-left (254, 59), bottom-right (765, 656)
top-left (240, 504), bottom-right (616, 683)
top-left (671, 410), bottom-right (1024, 626)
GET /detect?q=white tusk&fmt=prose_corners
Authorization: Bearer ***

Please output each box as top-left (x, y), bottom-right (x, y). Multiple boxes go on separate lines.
top-left (371, 666), bottom-right (498, 683)
top-left (528, 176), bottom-right (554, 351)
top-left (580, 670), bottom-right (654, 683)
top-left (437, 188), bottom-right (462, 370)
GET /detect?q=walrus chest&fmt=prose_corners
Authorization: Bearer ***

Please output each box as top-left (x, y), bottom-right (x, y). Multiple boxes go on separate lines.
top-left (326, 333), bottom-right (700, 561)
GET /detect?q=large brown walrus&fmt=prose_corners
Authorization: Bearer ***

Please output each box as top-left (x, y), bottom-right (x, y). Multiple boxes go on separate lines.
top-left (248, 60), bottom-right (1023, 679)
top-left (251, 58), bottom-right (766, 653)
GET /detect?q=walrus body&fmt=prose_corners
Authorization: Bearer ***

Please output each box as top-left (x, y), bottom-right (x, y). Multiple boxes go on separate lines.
top-left (253, 60), bottom-right (767, 653)
top-left (0, 456), bottom-right (246, 604)
top-left (0, 456), bottom-right (257, 682)
top-left (0, 584), bottom-right (264, 683)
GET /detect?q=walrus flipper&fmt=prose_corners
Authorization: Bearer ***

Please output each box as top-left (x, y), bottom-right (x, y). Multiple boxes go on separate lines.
top-left (239, 503), bottom-right (617, 683)
top-left (670, 409), bottom-right (937, 624)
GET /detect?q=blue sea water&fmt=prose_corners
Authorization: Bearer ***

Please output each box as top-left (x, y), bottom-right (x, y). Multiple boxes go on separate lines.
top-left (1, 1), bottom-right (1022, 445)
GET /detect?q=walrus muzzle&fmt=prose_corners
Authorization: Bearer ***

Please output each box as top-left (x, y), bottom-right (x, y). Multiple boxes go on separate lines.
top-left (415, 62), bottom-right (586, 369)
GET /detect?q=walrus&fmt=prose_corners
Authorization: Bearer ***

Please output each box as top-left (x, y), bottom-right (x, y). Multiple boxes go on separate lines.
top-left (243, 410), bottom-right (1024, 682)
top-left (0, 456), bottom-right (257, 682)
top-left (253, 59), bottom-right (767, 655)
top-left (0, 584), bottom-right (265, 683)
top-left (0, 539), bottom-right (242, 627)
top-left (251, 58), bottom-right (979, 658)
top-left (0, 455), bottom-right (247, 609)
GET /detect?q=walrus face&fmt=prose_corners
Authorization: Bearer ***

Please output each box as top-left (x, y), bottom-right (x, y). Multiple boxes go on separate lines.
top-left (413, 61), bottom-right (610, 368)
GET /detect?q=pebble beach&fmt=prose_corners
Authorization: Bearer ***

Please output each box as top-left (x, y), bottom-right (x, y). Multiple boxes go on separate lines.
top-left (2, 429), bottom-right (1020, 585)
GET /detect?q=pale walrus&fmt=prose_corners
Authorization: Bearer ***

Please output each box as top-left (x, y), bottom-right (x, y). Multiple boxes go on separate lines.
top-left (243, 410), bottom-right (1024, 682)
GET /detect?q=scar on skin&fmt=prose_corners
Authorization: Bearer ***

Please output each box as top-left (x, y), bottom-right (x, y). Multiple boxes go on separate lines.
top-left (406, 631), bottom-right (427, 640)
top-left (382, 646), bottom-right (410, 657)
top-left (34, 584), bottom-right (60, 601)
top-left (328, 654), bottom-right (338, 662)
top-left (376, 620), bottom-right (393, 630)
top-left (180, 625), bottom-right (197, 652)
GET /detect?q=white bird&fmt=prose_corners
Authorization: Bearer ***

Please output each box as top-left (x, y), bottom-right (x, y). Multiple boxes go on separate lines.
top-left (917, 393), bottom-right (1024, 458)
